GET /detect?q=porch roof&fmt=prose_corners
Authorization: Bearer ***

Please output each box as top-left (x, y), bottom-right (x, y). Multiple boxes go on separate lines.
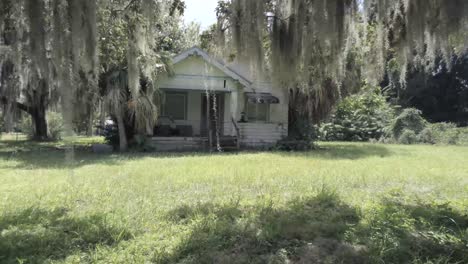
top-left (245, 92), bottom-right (280, 104)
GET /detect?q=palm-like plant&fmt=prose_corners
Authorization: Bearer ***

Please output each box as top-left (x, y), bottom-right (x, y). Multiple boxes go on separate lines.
top-left (104, 70), bottom-right (129, 151)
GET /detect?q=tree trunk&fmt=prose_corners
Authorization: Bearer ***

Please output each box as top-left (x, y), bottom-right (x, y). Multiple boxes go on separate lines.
top-left (116, 111), bottom-right (128, 151)
top-left (31, 106), bottom-right (48, 141)
top-left (86, 111), bottom-right (94, 136)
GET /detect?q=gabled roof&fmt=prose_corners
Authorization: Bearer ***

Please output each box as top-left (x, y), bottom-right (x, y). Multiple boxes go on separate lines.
top-left (173, 46), bottom-right (252, 88)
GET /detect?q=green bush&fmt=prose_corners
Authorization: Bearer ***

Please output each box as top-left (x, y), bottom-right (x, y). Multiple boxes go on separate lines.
top-left (132, 134), bottom-right (155, 152)
top-left (386, 108), bottom-right (427, 140)
top-left (398, 129), bottom-right (419, 145)
top-left (457, 127), bottom-right (468, 145)
top-left (416, 123), bottom-right (468, 146)
top-left (103, 122), bottom-right (120, 147)
top-left (320, 86), bottom-right (395, 141)
top-left (19, 115), bottom-right (34, 137)
top-left (47, 111), bottom-right (64, 141)
top-left (419, 123), bottom-right (458, 145)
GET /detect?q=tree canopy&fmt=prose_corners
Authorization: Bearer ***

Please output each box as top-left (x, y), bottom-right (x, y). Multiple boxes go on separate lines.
top-left (1, 0), bottom-right (467, 142)
top-left (215, 0), bottom-right (468, 119)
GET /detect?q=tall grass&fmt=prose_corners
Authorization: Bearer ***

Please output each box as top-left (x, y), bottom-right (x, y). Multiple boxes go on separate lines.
top-left (0, 140), bottom-right (467, 263)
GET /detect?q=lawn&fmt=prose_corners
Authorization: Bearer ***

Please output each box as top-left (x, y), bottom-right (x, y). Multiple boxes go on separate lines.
top-left (0, 137), bottom-right (467, 263)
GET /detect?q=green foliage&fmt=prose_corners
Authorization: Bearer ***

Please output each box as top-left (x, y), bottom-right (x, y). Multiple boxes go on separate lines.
top-left (348, 192), bottom-right (468, 264)
top-left (383, 113), bottom-right (468, 146)
top-left (18, 116), bottom-right (32, 138)
top-left (102, 123), bottom-right (119, 148)
top-left (320, 86), bottom-right (395, 141)
top-left (0, 207), bottom-right (131, 263)
top-left (164, 189), bottom-right (364, 263)
top-left (131, 134), bottom-right (155, 152)
top-left (398, 129), bottom-right (418, 145)
top-left (47, 111), bottom-right (64, 141)
top-left (387, 108), bottom-right (428, 140)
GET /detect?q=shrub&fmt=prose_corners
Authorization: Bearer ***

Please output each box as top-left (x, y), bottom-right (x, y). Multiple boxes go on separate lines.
top-left (432, 123), bottom-right (461, 145)
top-left (47, 111), bottom-right (64, 141)
top-left (398, 129), bottom-right (419, 144)
top-left (18, 115), bottom-right (34, 137)
top-left (457, 127), bottom-right (468, 146)
top-left (102, 122), bottom-right (120, 147)
top-left (417, 123), bottom-right (468, 145)
top-left (132, 134), bottom-right (155, 152)
top-left (387, 108), bottom-right (427, 139)
top-left (417, 127), bottom-right (435, 144)
top-left (320, 86), bottom-right (395, 141)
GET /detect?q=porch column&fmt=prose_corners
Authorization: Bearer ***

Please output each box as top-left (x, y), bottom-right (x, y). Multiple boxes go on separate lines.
top-left (230, 89), bottom-right (239, 136)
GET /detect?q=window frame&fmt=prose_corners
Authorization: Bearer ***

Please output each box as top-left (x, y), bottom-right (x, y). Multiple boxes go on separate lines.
top-left (163, 91), bottom-right (188, 121)
top-left (245, 97), bottom-right (270, 123)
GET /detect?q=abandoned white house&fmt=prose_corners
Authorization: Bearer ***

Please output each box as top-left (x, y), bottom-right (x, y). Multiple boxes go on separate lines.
top-left (153, 47), bottom-right (288, 151)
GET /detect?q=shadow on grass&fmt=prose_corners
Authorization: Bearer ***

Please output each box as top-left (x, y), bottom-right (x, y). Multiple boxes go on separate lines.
top-left (0, 139), bottom-right (216, 170)
top-left (0, 140), bottom-right (397, 170)
top-left (351, 193), bottom-right (468, 264)
top-left (161, 191), bottom-right (468, 264)
top-left (162, 191), bottom-right (367, 264)
top-left (278, 143), bottom-right (395, 160)
top-left (0, 207), bottom-right (132, 264)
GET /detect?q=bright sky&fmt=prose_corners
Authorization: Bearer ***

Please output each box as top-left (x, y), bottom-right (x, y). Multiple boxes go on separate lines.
top-left (183, 0), bottom-right (218, 29)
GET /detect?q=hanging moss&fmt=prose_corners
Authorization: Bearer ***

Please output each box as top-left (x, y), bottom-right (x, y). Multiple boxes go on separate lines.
top-left (0, 0), bottom-right (99, 137)
top-left (219, 0), bottom-right (467, 120)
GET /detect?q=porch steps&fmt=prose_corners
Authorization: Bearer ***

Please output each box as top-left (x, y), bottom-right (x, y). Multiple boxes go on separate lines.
top-left (212, 136), bottom-right (239, 152)
top-left (151, 136), bottom-right (239, 152)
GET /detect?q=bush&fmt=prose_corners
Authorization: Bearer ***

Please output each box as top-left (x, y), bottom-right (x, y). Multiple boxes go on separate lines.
top-left (132, 134), bottom-right (155, 152)
top-left (102, 122), bottom-right (120, 148)
top-left (457, 127), bottom-right (468, 146)
top-left (387, 108), bottom-right (427, 139)
top-left (398, 129), bottom-right (419, 145)
top-left (47, 112), bottom-right (64, 141)
top-left (320, 86), bottom-right (395, 141)
top-left (419, 123), bottom-right (455, 145)
top-left (19, 115), bottom-right (34, 137)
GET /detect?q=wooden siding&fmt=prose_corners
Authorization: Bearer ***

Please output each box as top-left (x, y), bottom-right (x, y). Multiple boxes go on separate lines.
top-left (238, 123), bottom-right (287, 147)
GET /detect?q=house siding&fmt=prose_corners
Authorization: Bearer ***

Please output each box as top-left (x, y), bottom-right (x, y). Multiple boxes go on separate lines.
top-left (238, 123), bottom-right (288, 148)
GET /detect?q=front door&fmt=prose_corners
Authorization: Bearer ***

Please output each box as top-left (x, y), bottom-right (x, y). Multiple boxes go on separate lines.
top-left (200, 93), bottom-right (225, 138)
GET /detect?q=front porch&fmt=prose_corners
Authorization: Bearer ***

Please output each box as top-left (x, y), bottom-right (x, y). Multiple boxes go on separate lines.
top-left (152, 88), bottom-right (287, 151)
top-left (154, 90), bottom-right (236, 138)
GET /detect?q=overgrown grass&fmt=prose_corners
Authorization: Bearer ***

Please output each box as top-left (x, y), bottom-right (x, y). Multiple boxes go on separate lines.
top-left (0, 138), bottom-right (467, 263)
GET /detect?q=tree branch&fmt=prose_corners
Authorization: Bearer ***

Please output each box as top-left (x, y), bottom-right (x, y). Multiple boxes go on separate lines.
top-left (0, 96), bottom-right (32, 114)
top-left (112, 0), bottom-right (139, 13)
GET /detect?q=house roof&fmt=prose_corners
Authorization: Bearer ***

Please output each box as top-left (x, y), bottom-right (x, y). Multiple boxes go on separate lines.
top-left (173, 46), bottom-right (252, 88)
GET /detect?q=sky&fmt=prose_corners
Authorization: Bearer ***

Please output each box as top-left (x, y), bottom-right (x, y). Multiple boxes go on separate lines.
top-left (183, 0), bottom-right (218, 29)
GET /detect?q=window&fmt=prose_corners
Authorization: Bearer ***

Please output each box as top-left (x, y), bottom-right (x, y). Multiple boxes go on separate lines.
top-left (246, 101), bottom-right (269, 122)
top-left (163, 92), bottom-right (187, 120)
